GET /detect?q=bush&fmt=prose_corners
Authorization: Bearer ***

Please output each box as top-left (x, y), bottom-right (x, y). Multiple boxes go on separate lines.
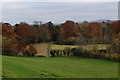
top-left (71, 47), bottom-right (120, 62)
top-left (50, 50), bottom-right (56, 57)
top-left (57, 37), bottom-right (77, 45)
top-left (64, 47), bottom-right (71, 56)
top-left (50, 49), bottom-right (63, 57)
top-left (23, 45), bottom-right (37, 56)
top-left (71, 47), bottom-right (92, 57)
top-left (64, 37), bottom-right (77, 45)
top-left (29, 45), bottom-right (37, 55)
top-left (2, 39), bottom-right (19, 56)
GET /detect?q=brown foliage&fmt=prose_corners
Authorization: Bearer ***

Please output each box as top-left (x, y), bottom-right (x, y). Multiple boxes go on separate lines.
top-left (2, 23), bottom-right (17, 39)
top-left (29, 45), bottom-right (37, 54)
top-left (65, 37), bottom-right (77, 44)
top-left (87, 22), bottom-right (102, 39)
top-left (110, 21), bottom-right (120, 34)
top-left (60, 20), bottom-right (76, 40)
top-left (15, 22), bottom-right (36, 42)
top-left (11, 39), bottom-right (26, 52)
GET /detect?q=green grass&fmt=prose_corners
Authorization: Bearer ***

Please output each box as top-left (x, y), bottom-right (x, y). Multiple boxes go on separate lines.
top-left (3, 56), bottom-right (118, 78)
top-left (51, 44), bottom-right (109, 50)
top-left (51, 44), bottom-right (77, 49)
top-left (33, 43), bottom-right (109, 50)
top-left (0, 55), bottom-right (2, 79)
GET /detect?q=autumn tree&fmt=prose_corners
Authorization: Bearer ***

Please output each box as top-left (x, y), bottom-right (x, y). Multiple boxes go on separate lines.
top-left (2, 23), bottom-right (17, 40)
top-left (74, 24), bottom-right (88, 46)
top-left (2, 22), bottom-right (37, 56)
top-left (109, 21), bottom-right (120, 54)
top-left (14, 22), bottom-right (37, 43)
top-left (81, 21), bottom-right (89, 28)
top-left (86, 22), bottom-right (102, 51)
top-left (64, 37), bottom-right (77, 45)
top-left (2, 23), bottom-right (17, 55)
top-left (59, 20), bottom-right (76, 41)
top-left (87, 22), bottom-right (102, 42)
top-left (110, 21), bottom-right (120, 34)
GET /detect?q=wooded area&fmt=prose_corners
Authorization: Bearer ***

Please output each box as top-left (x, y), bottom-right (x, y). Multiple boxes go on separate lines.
top-left (1, 20), bottom-right (120, 61)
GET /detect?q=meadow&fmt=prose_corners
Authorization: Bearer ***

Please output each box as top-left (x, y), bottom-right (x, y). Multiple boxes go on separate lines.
top-left (1, 5), bottom-right (120, 79)
top-left (3, 55), bottom-right (118, 78)
top-left (51, 44), bottom-right (109, 50)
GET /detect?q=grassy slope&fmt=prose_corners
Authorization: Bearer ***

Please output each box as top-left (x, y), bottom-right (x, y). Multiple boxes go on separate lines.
top-left (3, 56), bottom-right (118, 78)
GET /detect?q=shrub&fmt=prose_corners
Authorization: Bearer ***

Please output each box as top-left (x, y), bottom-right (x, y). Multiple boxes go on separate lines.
top-left (50, 50), bottom-right (56, 57)
top-left (2, 36), bottom-right (27, 56)
top-left (2, 39), bottom-right (18, 56)
top-left (23, 45), bottom-right (37, 56)
top-left (29, 45), bottom-right (37, 56)
top-left (64, 47), bottom-right (71, 56)
top-left (64, 37), bottom-right (77, 45)
top-left (71, 47), bottom-right (120, 62)
top-left (72, 47), bottom-right (88, 57)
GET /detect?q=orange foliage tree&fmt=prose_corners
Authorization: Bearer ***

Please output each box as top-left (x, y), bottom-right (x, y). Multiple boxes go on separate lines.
top-left (110, 21), bottom-right (120, 34)
top-left (59, 20), bottom-right (76, 41)
top-left (15, 22), bottom-right (36, 43)
top-left (87, 22), bottom-right (102, 41)
top-left (2, 23), bottom-right (17, 39)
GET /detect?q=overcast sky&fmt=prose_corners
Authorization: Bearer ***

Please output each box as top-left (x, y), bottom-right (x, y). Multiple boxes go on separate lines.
top-left (1, 2), bottom-right (118, 25)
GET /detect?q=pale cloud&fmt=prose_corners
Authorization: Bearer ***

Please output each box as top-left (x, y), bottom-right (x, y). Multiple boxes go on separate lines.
top-left (2, 2), bottom-right (118, 25)
top-left (0, 3), bottom-right (2, 21)
top-left (0, 0), bottom-right (119, 2)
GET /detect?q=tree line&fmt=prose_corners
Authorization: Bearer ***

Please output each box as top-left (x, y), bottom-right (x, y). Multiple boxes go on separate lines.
top-left (1, 20), bottom-right (120, 59)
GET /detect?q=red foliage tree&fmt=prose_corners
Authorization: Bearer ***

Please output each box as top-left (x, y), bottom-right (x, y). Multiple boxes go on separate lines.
top-left (110, 21), bottom-right (120, 34)
top-left (87, 22), bottom-right (102, 40)
top-left (11, 39), bottom-right (26, 52)
top-left (29, 44), bottom-right (37, 54)
top-left (15, 22), bottom-right (36, 42)
top-left (2, 23), bottom-right (17, 39)
top-left (59, 20), bottom-right (76, 40)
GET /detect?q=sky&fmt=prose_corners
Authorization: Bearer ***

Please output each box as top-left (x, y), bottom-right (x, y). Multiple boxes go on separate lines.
top-left (0, 0), bottom-right (119, 2)
top-left (0, 1), bottom-right (119, 25)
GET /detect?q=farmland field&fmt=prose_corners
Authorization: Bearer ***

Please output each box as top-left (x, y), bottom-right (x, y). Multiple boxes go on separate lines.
top-left (3, 56), bottom-right (118, 78)
top-left (32, 43), bottom-right (110, 56)
top-left (33, 43), bottom-right (109, 50)
top-left (51, 44), bottom-right (77, 49)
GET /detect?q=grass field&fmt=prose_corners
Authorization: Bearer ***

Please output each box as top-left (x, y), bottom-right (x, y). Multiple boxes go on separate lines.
top-left (33, 43), bottom-right (109, 50)
top-left (3, 56), bottom-right (118, 78)
top-left (51, 44), bottom-right (109, 50)
top-left (51, 44), bottom-right (77, 49)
